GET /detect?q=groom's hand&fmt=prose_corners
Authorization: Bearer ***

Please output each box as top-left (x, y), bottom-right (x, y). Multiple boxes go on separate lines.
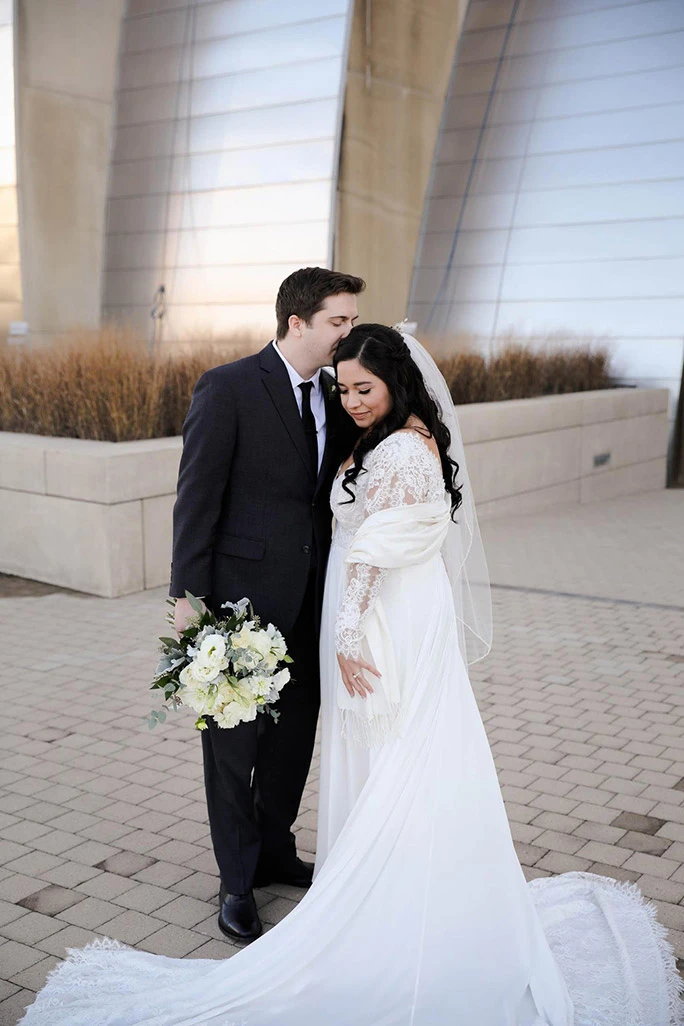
top-left (174, 596), bottom-right (206, 636)
top-left (337, 653), bottom-right (381, 699)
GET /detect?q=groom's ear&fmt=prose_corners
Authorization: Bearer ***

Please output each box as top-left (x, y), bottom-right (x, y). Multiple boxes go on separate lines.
top-left (288, 314), bottom-right (304, 338)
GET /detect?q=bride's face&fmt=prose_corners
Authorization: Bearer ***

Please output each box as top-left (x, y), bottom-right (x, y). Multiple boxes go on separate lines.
top-left (336, 359), bottom-right (393, 429)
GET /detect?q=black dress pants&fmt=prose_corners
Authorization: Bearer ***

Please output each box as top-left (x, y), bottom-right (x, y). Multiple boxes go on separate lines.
top-left (201, 569), bottom-right (321, 894)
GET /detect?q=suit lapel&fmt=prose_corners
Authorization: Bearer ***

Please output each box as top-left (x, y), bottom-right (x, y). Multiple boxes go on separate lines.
top-left (315, 369), bottom-right (351, 499)
top-left (259, 342), bottom-right (315, 480)
top-left (314, 372), bottom-right (336, 497)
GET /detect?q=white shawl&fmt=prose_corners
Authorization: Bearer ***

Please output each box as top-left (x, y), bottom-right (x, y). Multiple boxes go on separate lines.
top-left (337, 499), bottom-right (451, 747)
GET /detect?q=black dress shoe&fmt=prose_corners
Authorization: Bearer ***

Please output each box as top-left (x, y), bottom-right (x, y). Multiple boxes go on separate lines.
top-left (218, 890), bottom-right (262, 942)
top-left (253, 857), bottom-right (314, 889)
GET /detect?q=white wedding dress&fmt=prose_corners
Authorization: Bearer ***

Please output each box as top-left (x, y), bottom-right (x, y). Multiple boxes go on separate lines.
top-left (19, 431), bottom-right (682, 1026)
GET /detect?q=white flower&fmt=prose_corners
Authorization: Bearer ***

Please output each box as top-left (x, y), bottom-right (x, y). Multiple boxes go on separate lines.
top-left (196, 634), bottom-right (229, 673)
top-left (180, 672), bottom-right (228, 716)
top-left (244, 675), bottom-right (274, 700)
top-left (179, 661), bottom-right (217, 687)
top-left (265, 624), bottom-right (287, 661)
top-left (214, 699), bottom-right (258, 730)
top-left (260, 651), bottom-right (278, 673)
top-left (220, 597), bottom-right (251, 617)
top-left (231, 626), bottom-right (281, 675)
top-left (232, 648), bottom-right (260, 672)
top-left (192, 660), bottom-right (219, 684)
top-left (232, 626), bottom-right (270, 658)
top-left (242, 668), bottom-right (289, 705)
top-left (272, 668), bottom-right (290, 692)
top-left (181, 687), bottom-right (211, 716)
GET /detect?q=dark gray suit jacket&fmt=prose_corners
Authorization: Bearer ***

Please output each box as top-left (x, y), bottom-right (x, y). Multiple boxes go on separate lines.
top-left (170, 341), bottom-right (359, 635)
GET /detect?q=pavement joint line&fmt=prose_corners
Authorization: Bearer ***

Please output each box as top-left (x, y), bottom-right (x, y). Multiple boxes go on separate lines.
top-left (490, 583), bottom-right (684, 613)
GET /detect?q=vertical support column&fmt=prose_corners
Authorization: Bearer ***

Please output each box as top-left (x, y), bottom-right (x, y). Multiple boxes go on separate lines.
top-left (0, 0), bottom-right (23, 342)
top-left (15, 0), bottom-right (126, 346)
top-left (336, 0), bottom-right (467, 324)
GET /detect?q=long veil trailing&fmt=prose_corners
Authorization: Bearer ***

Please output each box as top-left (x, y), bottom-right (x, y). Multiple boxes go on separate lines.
top-left (392, 321), bottom-right (492, 664)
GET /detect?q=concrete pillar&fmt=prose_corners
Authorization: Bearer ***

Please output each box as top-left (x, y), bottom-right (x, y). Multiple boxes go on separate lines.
top-left (336, 0), bottom-right (467, 324)
top-left (0, 0), bottom-right (22, 342)
top-left (15, 0), bottom-right (126, 345)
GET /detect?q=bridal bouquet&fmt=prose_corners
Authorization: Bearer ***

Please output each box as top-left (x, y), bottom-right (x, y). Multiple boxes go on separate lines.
top-left (147, 592), bottom-right (292, 731)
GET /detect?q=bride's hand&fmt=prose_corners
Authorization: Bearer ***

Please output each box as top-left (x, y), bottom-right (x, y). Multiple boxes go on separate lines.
top-left (337, 653), bottom-right (381, 699)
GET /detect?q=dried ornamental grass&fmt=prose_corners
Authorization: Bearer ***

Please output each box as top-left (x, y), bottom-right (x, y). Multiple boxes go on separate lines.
top-left (0, 326), bottom-right (611, 441)
top-left (442, 344), bottom-right (610, 406)
top-left (0, 327), bottom-right (249, 441)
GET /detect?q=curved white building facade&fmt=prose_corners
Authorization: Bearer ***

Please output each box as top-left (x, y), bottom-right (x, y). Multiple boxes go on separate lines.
top-left (3, 0), bottom-right (683, 426)
top-left (410, 0), bottom-right (684, 411)
top-left (103, 0), bottom-right (354, 341)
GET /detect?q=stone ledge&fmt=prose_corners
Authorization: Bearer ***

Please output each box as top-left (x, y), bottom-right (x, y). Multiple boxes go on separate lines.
top-left (457, 387), bottom-right (670, 445)
top-left (0, 387), bottom-right (669, 596)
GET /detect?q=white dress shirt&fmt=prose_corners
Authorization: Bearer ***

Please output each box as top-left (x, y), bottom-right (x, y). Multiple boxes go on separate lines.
top-left (272, 340), bottom-right (326, 472)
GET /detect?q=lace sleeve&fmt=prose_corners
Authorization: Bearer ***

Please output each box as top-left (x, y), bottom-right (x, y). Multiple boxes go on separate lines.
top-left (334, 433), bottom-right (435, 659)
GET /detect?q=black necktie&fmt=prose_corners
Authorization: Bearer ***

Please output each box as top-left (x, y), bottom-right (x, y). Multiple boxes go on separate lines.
top-left (298, 381), bottom-right (318, 477)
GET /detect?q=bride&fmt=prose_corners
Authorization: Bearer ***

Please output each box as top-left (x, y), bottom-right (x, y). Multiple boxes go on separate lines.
top-left (20, 324), bottom-right (682, 1026)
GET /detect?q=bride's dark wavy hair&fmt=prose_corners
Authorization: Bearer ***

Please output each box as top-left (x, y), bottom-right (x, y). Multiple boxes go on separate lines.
top-left (333, 324), bottom-right (463, 518)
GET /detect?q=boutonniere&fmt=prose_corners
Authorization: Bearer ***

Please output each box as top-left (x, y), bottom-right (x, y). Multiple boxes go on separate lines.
top-left (321, 372), bottom-right (338, 401)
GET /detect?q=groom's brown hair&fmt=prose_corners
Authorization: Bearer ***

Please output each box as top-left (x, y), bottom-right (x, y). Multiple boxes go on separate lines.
top-left (275, 267), bottom-right (366, 339)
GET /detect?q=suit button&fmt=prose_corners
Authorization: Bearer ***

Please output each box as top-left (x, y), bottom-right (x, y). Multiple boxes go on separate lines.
top-left (302, 545), bottom-right (311, 554)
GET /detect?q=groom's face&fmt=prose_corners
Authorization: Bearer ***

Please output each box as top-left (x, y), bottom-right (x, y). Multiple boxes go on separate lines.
top-left (302, 293), bottom-right (359, 367)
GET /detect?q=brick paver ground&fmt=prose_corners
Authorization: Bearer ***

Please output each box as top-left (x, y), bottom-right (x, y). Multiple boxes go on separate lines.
top-left (1, 490), bottom-right (683, 1024)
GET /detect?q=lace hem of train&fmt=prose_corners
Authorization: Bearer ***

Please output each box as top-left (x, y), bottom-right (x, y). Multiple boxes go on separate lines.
top-left (18, 874), bottom-right (684, 1026)
top-left (529, 872), bottom-right (684, 1026)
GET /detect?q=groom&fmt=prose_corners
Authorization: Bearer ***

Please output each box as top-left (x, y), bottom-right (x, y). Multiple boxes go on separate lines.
top-left (169, 267), bottom-right (364, 941)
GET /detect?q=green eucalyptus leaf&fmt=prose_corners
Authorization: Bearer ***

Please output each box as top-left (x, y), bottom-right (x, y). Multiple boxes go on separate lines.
top-left (185, 591), bottom-right (205, 615)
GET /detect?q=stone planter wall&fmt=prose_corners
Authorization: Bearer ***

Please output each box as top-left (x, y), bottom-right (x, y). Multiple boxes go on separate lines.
top-left (0, 436), bottom-right (180, 598)
top-left (0, 387), bottom-right (669, 597)
top-left (458, 386), bottom-right (670, 520)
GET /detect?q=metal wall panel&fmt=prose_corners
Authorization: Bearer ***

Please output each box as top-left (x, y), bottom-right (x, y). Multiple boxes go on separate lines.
top-left (106, 221), bottom-right (329, 270)
top-left (410, 0), bottom-right (684, 407)
top-left (119, 18), bottom-right (347, 89)
top-left (452, 29), bottom-right (684, 94)
top-left (104, 0), bottom-right (353, 340)
top-left (113, 98), bottom-right (338, 162)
